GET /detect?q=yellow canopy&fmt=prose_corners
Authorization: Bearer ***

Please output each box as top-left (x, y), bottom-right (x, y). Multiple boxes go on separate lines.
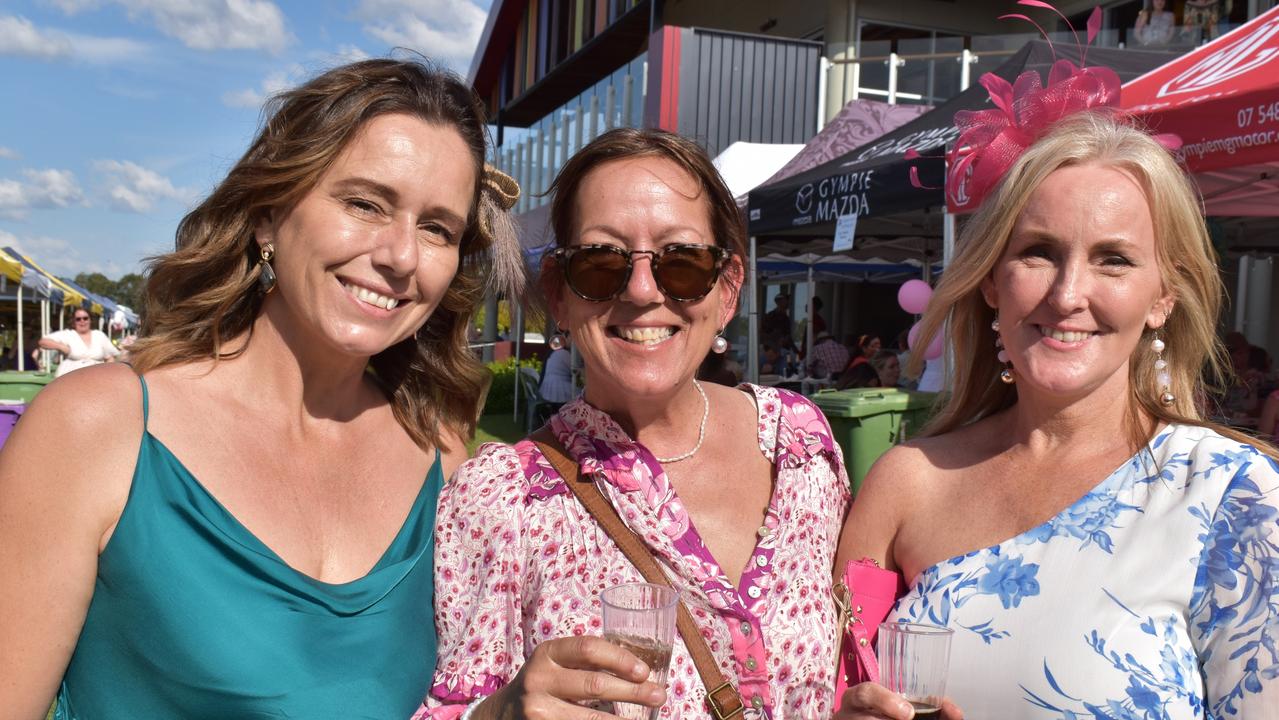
top-left (7, 249), bottom-right (89, 310)
top-left (0, 250), bottom-right (24, 284)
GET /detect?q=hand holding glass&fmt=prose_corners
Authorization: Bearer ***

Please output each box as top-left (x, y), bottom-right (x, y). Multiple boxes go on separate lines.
top-left (877, 621), bottom-right (953, 718)
top-left (600, 583), bottom-right (678, 720)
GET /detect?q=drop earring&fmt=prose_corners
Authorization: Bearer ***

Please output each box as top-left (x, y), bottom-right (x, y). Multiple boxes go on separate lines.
top-left (1153, 330), bottom-right (1174, 406)
top-left (711, 331), bottom-right (728, 354)
top-left (258, 243), bottom-right (277, 294)
top-left (549, 330), bottom-right (569, 351)
top-left (993, 316), bottom-right (1014, 384)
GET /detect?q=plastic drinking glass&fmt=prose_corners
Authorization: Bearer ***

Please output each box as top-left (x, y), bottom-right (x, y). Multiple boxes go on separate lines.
top-left (877, 621), bottom-right (953, 717)
top-left (600, 583), bottom-right (679, 720)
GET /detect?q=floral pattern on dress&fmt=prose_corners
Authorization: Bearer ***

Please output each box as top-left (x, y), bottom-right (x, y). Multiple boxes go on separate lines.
top-left (890, 424), bottom-right (1279, 719)
top-left (418, 385), bottom-right (850, 720)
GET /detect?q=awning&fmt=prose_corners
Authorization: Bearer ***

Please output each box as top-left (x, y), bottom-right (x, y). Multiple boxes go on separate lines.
top-left (1123, 6), bottom-right (1279, 174)
top-left (748, 41), bottom-right (1179, 236)
top-left (4, 246), bottom-right (85, 308)
top-left (0, 249), bottom-right (24, 284)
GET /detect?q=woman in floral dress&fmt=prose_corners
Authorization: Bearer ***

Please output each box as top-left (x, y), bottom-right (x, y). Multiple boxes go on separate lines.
top-left (834, 110), bottom-right (1279, 719)
top-left (416, 128), bottom-right (851, 719)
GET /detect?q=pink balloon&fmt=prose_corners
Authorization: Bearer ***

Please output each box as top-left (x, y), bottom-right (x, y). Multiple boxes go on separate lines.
top-left (897, 279), bottom-right (933, 314)
top-left (907, 321), bottom-right (946, 361)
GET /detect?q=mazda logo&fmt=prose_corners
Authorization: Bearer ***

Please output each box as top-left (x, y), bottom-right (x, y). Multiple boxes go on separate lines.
top-left (795, 183), bottom-right (814, 214)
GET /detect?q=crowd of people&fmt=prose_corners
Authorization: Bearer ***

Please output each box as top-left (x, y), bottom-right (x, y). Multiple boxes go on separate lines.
top-left (0, 49), bottom-right (1276, 720)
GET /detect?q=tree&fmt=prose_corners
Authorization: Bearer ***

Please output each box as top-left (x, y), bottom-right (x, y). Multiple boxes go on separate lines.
top-left (72, 272), bottom-right (145, 316)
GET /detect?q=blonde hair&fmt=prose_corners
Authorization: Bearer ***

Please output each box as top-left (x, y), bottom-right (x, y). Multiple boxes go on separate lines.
top-left (128, 58), bottom-right (522, 447)
top-left (910, 110), bottom-right (1275, 456)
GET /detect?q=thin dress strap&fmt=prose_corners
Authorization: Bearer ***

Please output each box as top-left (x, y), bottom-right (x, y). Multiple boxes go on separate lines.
top-left (137, 374), bottom-right (149, 430)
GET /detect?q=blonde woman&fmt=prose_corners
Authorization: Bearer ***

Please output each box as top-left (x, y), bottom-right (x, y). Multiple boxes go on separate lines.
top-left (836, 110), bottom-right (1278, 719)
top-left (0, 58), bottom-right (521, 719)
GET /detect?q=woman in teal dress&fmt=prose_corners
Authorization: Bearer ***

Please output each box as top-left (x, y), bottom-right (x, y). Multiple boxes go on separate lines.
top-left (0, 58), bottom-right (522, 719)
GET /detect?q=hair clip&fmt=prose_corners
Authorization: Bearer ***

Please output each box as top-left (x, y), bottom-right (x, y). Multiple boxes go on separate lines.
top-left (482, 164), bottom-right (520, 211)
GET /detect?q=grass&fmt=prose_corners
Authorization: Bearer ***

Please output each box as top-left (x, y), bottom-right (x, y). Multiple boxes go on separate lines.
top-left (468, 412), bottom-right (526, 454)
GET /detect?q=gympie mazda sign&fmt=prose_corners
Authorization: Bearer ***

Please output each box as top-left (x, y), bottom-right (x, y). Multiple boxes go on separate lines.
top-left (1123, 5), bottom-right (1279, 172)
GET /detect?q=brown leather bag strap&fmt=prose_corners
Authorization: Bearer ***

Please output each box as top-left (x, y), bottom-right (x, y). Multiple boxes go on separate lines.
top-left (531, 427), bottom-right (745, 720)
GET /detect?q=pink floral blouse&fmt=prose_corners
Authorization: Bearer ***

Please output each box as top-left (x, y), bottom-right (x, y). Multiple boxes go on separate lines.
top-left (416, 384), bottom-right (850, 719)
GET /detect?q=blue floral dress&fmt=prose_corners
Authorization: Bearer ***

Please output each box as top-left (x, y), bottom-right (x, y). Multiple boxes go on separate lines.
top-left (888, 424), bottom-right (1279, 719)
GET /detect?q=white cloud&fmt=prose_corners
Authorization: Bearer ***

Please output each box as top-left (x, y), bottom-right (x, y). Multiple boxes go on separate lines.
top-left (124, 0), bottom-right (293, 53)
top-left (0, 148), bottom-right (18, 160)
top-left (42, 0), bottom-right (105, 13)
top-left (0, 15), bottom-right (75, 59)
top-left (0, 229), bottom-right (121, 276)
top-left (0, 14), bottom-right (147, 63)
top-left (331, 44), bottom-right (370, 65)
top-left (221, 62), bottom-right (303, 108)
top-left (0, 168), bottom-right (86, 220)
top-left (94, 160), bottom-right (193, 213)
top-left (46, 0), bottom-right (293, 53)
top-left (354, 0), bottom-right (487, 71)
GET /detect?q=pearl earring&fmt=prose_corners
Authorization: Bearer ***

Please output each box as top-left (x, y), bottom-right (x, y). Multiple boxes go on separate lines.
top-left (1153, 331), bottom-right (1174, 406)
top-left (993, 316), bottom-right (1014, 384)
top-left (711, 332), bottom-right (728, 354)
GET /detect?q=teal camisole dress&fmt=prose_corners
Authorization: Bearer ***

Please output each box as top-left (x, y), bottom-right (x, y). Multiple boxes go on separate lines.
top-left (55, 376), bottom-right (440, 719)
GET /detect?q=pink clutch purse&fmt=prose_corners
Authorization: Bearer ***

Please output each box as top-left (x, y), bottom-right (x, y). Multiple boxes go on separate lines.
top-left (833, 557), bottom-right (904, 695)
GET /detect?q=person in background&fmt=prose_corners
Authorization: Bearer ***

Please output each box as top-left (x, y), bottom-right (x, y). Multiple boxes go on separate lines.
top-left (868, 350), bottom-right (901, 389)
top-left (420, 127), bottom-right (851, 719)
top-left (1260, 388), bottom-right (1279, 442)
top-left (1133, 0), bottom-right (1176, 45)
top-left (845, 334), bottom-right (882, 372)
top-left (808, 330), bottom-right (850, 379)
top-left (38, 310), bottom-right (120, 378)
top-left (759, 343), bottom-right (783, 375)
top-left (835, 110), bottom-right (1278, 719)
top-left (810, 296), bottom-right (827, 336)
top-left (835, 362), bottom-right (880, 390)
top-left (761, 292), bottom-right (792, 344)
top-left (1184, 0), bottom-right (1227, 39)
top-left (0, 58), bottom-right (523, 720)
top-left (538, 345), bottom-right (576, 406)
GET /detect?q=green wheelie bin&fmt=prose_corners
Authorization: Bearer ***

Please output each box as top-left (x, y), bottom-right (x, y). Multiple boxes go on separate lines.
top-left (0, 371), bottom-right (55, 404)
top-left (810, 387), bottom-right (938, 495)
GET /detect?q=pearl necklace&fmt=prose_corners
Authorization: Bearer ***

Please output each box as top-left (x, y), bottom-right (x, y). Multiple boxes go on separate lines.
top-left (654, 379), bottom-right (709, 464)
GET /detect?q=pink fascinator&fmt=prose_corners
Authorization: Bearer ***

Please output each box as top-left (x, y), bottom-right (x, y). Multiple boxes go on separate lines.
top-left (945, 3), bottom-right (1121, 213)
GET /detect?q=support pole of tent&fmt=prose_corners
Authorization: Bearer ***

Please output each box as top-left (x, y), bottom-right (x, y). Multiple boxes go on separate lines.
top-left (805, 264), bottom-right (816, 368)
top-left (1235, 255), bottom-right (1250, 333)
top-left (817, 57), bottom-right (831, 133)
top-left (887, 52), bottom-right (901, 105)
top-left (58, 304), bottom-right (64, 330)
top-left (943, 211), bottom-right (956, 267)
top-left (513, 304), bottom-right (524, 424)
top-left (15, 284), bottom-right (22, 371)
top-left (960, 49), bottom-right (974, 92)
top-left (748, 236), bottom-right (759, 384)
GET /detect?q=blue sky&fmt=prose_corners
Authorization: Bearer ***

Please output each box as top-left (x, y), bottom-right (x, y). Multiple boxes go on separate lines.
top-left (0, 0), bottom-right (492, 278)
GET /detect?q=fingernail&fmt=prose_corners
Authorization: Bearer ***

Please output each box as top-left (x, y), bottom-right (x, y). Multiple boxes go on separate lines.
top-left (898, 700), bottom-right (916, 718)
top-left (633, 661), bottom-right (650, 678)
top-left (647, 686), bottom-right (666, 705)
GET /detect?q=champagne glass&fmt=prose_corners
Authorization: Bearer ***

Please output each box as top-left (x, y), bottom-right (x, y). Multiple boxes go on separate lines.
top-left (600, 583), bottom-right (678, 720)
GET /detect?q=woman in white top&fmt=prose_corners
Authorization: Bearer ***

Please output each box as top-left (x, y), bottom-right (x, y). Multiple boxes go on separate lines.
top-left (39, 309), bottom-right (120, 377)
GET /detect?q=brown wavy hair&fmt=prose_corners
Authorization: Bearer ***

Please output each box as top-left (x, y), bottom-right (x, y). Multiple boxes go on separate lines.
top-left (128, 57), bottom-right (517, 447)
top-left (909, 110), bottom-right (1276, 459)
top-left (541, 127), bottom-right (747, 304)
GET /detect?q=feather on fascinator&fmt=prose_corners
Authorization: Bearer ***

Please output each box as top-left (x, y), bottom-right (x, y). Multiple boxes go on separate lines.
top-left (476, 163), bottom-right (526, 299)
top-left (945, 3), bottom-right (1130, 213)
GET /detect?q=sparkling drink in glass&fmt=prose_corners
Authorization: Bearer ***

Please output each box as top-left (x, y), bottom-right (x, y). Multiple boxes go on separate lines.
top-left (601, 583), bottom-right (679, 720)
top-left (876, 621), bottom-right (953, 717)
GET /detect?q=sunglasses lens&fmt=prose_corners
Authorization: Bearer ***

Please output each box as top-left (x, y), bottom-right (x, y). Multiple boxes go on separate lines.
top-left (567, 247), bottom-right (629, 300)
top-left (655, 246), bottom-right (720, 300)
